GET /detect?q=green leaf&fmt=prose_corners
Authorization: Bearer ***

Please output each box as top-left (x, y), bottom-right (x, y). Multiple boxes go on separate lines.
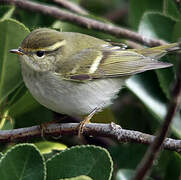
top-left (135, 12), bottom-right (181, 137)
top-left (126, 75), bottom-right (181, 137)
top-left (153, 151), bottom-right (181, 180)
top-left (9, 91), bottom-right (40, 118)
top-left (172, 21), bottom-right (181, 41)
top-left (114, 150), bottom-right (179, 180)
top-left (61, 175), bottom-right (93, 180)
top-left (35, 141), bottom-right (67, 154)
top-left (163, 0), bottom-right (181, 20)
top-left (172, 21), bottom-right (181, 69)
top-left (110, 143), bottom-right (147, 169)
top-left (138, 12), bottom-right (176, 99)
top-left (164, 153), bottom-right (181, 180)
top-left (7, 82), bottom-right (27, 106)
top-left (116, 169), bottom-right (133, 180)
top-left (15, 8), bottom-right (55, 29)
top-left (0, 6), bottom-right (15, 21)
top-left (0, 18), bottom-right (29, 104)
top-left (9, 91), bottom-right (53, 128)
top-left (46, 145), bottom-right (113, 180)
top-left (0, 144), bottom-right (46, 180)
top-left (129, 0), bottom-right (163, 29)
top-left (116, 169), bottom-right (153, 180)
top-left (129, 0), bottom-right (180, 29)
top-left (0, 152), bottom-right (3, 159)
top-left (139, 12), bottom-right (175, 41)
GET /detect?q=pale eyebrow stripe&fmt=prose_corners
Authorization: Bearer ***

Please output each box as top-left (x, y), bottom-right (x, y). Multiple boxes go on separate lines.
top-left (22, 40), bottom-right (66, 52)
top-left (43, 40), bottom-right (66, 51)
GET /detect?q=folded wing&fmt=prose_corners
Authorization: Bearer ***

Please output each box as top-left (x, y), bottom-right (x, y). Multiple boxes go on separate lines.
top-left (59, 45), bottom-right (172, 82)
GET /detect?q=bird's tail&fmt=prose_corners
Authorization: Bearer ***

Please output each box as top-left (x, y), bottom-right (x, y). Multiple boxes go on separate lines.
top-left (133, 42), bottom-right (181, 59)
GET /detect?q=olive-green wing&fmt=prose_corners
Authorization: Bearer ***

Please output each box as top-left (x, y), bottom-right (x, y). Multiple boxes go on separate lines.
top-left (59, 46), bottom-right (172, 81)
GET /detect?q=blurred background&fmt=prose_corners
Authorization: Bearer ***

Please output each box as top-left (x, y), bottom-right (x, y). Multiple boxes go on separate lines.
top-left (0, 0), bottom-right (181, 179)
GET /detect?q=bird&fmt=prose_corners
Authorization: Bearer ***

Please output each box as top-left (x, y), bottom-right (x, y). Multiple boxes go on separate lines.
top-left (10, 28), bottom-right (180, 134)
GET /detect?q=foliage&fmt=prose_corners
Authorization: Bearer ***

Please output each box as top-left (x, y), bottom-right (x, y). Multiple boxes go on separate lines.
top-left (0, 0), bottom-right (181, 179)
top-left (0, 144), bottom-right (110, 180)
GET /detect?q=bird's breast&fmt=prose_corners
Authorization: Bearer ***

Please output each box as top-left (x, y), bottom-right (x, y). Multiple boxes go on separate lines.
top-left (21, 65), bottom-right (124, 116)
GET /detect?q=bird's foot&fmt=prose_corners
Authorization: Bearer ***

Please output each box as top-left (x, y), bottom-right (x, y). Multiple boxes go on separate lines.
top-left (78, 107), bottom-right (101, 137)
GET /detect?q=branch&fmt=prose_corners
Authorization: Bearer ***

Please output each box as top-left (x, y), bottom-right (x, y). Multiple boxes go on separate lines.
top-left (133, 53), bottom-right (181, 179)
top-left (0, 122), bottom-right (181, 152)
top-left (53, 0), bottom-right (88, 15)
top-left (0, 0), bottom-right (166, 47)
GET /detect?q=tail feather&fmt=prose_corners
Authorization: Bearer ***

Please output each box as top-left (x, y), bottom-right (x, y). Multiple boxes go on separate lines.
top-left (132, 42), bottom-right (181, 59)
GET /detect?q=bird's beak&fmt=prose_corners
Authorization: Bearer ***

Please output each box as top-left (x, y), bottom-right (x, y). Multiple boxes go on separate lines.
top-left (9, 48), bottom-right (24, 55)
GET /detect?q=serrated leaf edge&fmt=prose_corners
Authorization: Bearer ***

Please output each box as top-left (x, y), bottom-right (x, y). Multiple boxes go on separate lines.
top-left (46, 145), bottom-right (113, 180)
top-left (0, 143), bottom-right (47, 180)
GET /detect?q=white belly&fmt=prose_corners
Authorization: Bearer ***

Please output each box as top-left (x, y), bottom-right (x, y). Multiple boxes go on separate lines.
top-left (22, 69), bottom-right (124, 116)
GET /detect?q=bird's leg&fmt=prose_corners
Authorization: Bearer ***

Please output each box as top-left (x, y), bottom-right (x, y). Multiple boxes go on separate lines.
top-left (78, 107), bottom-right (101, 137)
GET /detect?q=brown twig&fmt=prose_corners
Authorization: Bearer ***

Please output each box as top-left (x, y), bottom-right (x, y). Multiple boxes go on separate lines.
top-left (0, 122), bottom-right (181, 152)
top-left (133, 55), bottom-right (181, 179)
top-left (0, 0), bottom-right (166, 47)
top-left (53, 0), bottom-right (88, 15)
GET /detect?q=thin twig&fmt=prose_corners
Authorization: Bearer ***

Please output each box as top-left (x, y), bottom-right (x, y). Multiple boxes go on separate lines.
top-left (0, 122), bottom-right (180, 152)
top-left (53, 0), bottom-right (88, 15)
top-left (133, 54), bottom-right (181, 179)
top-left (0, 0), bottom-right (167, 47)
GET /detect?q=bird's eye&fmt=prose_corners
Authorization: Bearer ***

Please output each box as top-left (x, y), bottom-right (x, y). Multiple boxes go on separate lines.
top-left (36, 51), bottom-right (45, 57)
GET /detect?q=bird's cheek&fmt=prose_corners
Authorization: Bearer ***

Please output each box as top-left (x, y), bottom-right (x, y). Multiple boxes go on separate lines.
top-left (20, 55), bottom-right (42, 72)
top-left (37, 58), bottom-right (54, 72)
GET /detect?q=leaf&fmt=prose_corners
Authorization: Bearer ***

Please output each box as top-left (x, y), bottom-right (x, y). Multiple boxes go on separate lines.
top-left (129, 0), bottom-right (163, 29)
top-left (139, 12), bottom-right (175, 40)
top-left (138, 12), bottom-right (176, 99)
top-left (172, 21), bottom-right (181, 70)
top-left (92, 107), bottom-right (116, 124)
top-left (0, 144), bottom-right (46, 180)
top-left (9, 91), bottom-right (53, 128)
top-left (0, 18), bottom-right (29, 104)
top-left (7, 82), bottom-right (27, 106)
top-left (0, 5), bottom-right (15, 21)
top-left (126, 75), bottom-right (181, 137)
top-left (46, 145), bottom-right (113, 180)
top-left (154, 151), bottom-right (181, 180)
top-left (105, 143), bottom-right (181, 179)
top-left (0, 152), bottom-right (3, 159)
top-left (164, 153), bottom-right (181, 180)
top-left (116, 169), bottom-right (153, 180)
top-left (9, 91), bottom-right (40, 118)
top-left (129, 0), bottom-right (180, 30)
top-left (164, 0), bottom-right (181, 20)
top-left (172, 21), bottom-right (181, 41)
top-left (14, 7), bottom-right (55, 29)
top-left (61, 175), bottom-right (93, 180)
top-left (134, 12), bottom-right (181, 137)
top-left (35, 141), bottom-right (67, 154)
top-left (116, 169), bottom-right (133, 180)
top-left (110, 143), bottom-right (147, 169)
